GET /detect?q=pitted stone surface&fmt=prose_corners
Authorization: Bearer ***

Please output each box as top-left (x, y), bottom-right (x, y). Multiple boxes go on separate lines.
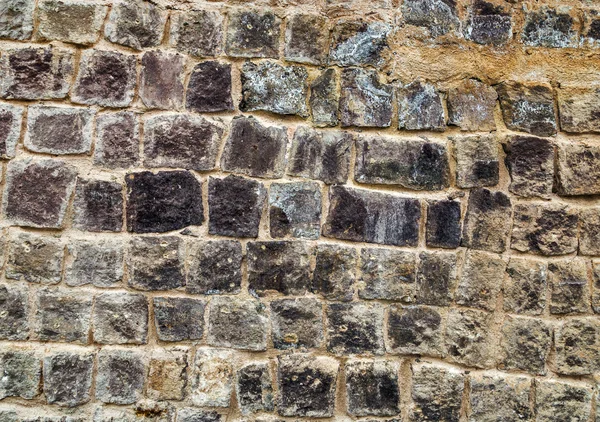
top-left (329, 21), bottom-right (391, 67)
top-left (140, 51), bottom-right (185, 110)
top-left (186, 61), bottom-right (233, 113)
top-left (504, 135), bottom-right (555, 198)
top-left (187, 240), bottom-right (242, 295)
top-left (285, 14), bottom-right (329, 65)
top-left (462, 188), bottom-right (512, 253)
top-left (170, 10), bottom-right (224, 57)
top-left (535, 380), bottom-right (593, 422)
top-left (468, 374), bottom-right (532, 422)
top-left (445, 308), bottom-right (493, 368)
top-left (154, 297), bottom-right (205, 342)
top-left (465, 1), bottom-right (512, 46)
top-left (94, 112), bottom-right (139, 169)
top-left (411, 364), bottom-right (464, 422)
top-left (456, 250), bottom-right (506, 311)
top-left (127, 236), bottom-right (184, 291)
top-left (96, 349), bottom-right (145, 405)
top-left (387, 305), bottom-right (445, 357)
top-left (270, 298), bottom-right (323, 349)
top-left (73, 179), bottom-right (123, 232)
top-left (453, 135), bottom-right (499, 188)
top-left (0, 283), bottom-right (29, 340)
top-left (500, 315), bottom-right (551, 375)
top-left (0, 103), bottom-right (23, 159)
top-left (548, 259), bottom-right (590, 315)
top-left (43, 352), bottom-right (93, 407)
top-left (416, 251), bottom-right (458, 306)
top-left (340, 68), bottom-right (393, 128)
top-left (558, 87), bottom-right (600, 133)
top-left (36, 0), bottom-right (107, 45)
top-left (191, 347), bottom-right (234, 407)
top-left (311, 244), bottom-right (357, 302)
top-left (398, 80), bottom-right (446, 131)
top-left (402, 0), bottom-right (460, 37)
top-left (93, 292), bottom-right (148, 344)
top-left (326, 302), bottom-right (385, 356)
top-left (556, 141), bottom-right (600, 196)
top-left (207, 297), bottom-right (268, 351)
top-left (555, 317), bottom-right (600, 375)
top-left (0, 349), bottom-right (40, 400)
top-left (426, 200), bottom-right (462, 249)
top-left (236, 362), bottom-right (274, 415)
top-left (104, 0), bottom-right (167, 50)
top-left (6, 232), bottom-right (63, 284)
top-left (147, 348), bottom-right (187, 401)
top-left (448, 79), bottom-right (498, 131)
top-left (359, 248), bottom-right (416, 302)
top-left (269, 181), bottom-right (321, 239)
top-left (225, 10), bottom-right (281, 58)
top-left (34, 288), bottom-right (92, 344)
top-left (65, 239), bottom-right (124, 288)
top-left (310, 69), bottom-right (340, 127)
top-left (0, 0), bottom-right (34, 40)
top-left (522, 8), bottom-right (578, 48)
top-left (345, 360), bottom-right (399, 416)
top-left (503, 258), bottom-right (547, 316)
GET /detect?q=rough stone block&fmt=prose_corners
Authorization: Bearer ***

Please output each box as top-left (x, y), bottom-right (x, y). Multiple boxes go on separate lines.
top-left (309, 68), bottom-right (339, 127)
top-left (287, 126), bottom-right (351, 184)
top-left (0, 46), bottom-right (74, 100)
top-left (583, 11), bottom-right (600, 47)
top-left (0, 103), bottom-right (23, 159)
top-left (557, 87), bottom-right (600, 133)
top-left (170, 10), bottom-right (224, 57)
top-left (462, 188), bottom-right (512, 253)
top-left (329, 21), bottom-right (390, 66)
top-left (456, 250), bottom-right (506, 311)
top-left (324, 186), bottom-right (421, 246)
top-left (503, 258), bottom-right (547, 316)
top-left (0, 0), bottom-right (34, 40)
top-left (426, 200), bottom-right (462, 248)
top-left (277, 354), bottom-right (338, 417)
top-left (221, 116), bottom-right (288, 179)
top-left (285, 14), bottom-right (329, 65)
top-left (340, 68), bottom-right (393, 127)
top-left (34, 288), bottom-right (92, 344)
top-left (387, 305), bottom-right (445, 357)
top-left (247, 241), bottom-right (311, 296)
top-left (147, 348), bottom-right (188, 401)
top-left (104, 0), bottom-right (167, 50)
top-left (416, 251), bottom-right (458, 306)
top-left (126, 171), bottom-right (204, 233)
top-left (94, 112), bottom-right (139, 169)
top-left (207, 297), bottom-right (268, 351)
top-left (73, 179), bottom-right (123, 232)
top-left (269, 181), bottom-right (321, 239)
top-left (355, 136), bottom-right (450, 190)
top-left (581, 208), bottom-right (600, 255)
top-left (326, 302), bottom-right (384, 355)
top-left (271, 298), bottom-right (323, 349)
top-left (240, 61), bottom-right (308, 117)
top-left (469, 374), bottom-right (532, 422)
top-left (43, 351), bottom-right (93, 407)
top-left (237, 362), bottom-right (274, 415)
top-left (410, 363), bottom-right (464, 422)
top-left (535, 380), bottom-right (592, 422)
top-left (65, 239), bottom-right (123, 288)
top-left (556, 141), bottom-right (600, 196)
top-left (445, 308), bottom-right (492, 368)
top-left (6, 232), bottom-right (63, 284)
top-left (225, 10), bottom-right (281, 58)
top-left (522, 8), bottom-right (577, 48)
top-left (127, 236), bottom-right (184, 291)
top-left (465, 1), bottom-right (512, 46)
top-left (0, 349), bottom-right (40, 400)
top-left (555, 318), bottom-right (600, 375)
top-left (0, 283), bottom-right (29, 340)
top-left (177, 409), bottom-right (222, 422)
top-left (398, 80), bottom-right (446, 131)
top-left (311, 243), bottom-right (357, 302)
top-left (453, 135), bottom-right (499, 188)
top-left (594, 261), bottom-right (600, 313)
top-left (186, 61), bottom-right (233, 113)
top-left (96, 349), bottom-right (145, 405)
top-left (25, 105), bottom-right (93, 155)
top-left (191, 347), bottom-right (233, 407)
top-left (447, 79), bottom-right (497, 131)
top-left (187, 240), bottom-right (242, 295)
top-left (36, 0), bottom-right (106, 45)
top-left (154, 297), bottom-right (205, 342)
top-left (359, 248), bottom-right (416, 301)
top-left (496, 81), bottom-right (557, 137)
top-left (144, 114), bottom-right (223, 170)
top-left (208, 175), bottom-right (266, 238)
top-left (500, 315), bottom-right (551, 375)
top-left (345, 360), bottom-right (399, 416)
top-left (504, 135), bottom-right (555, 198)
top-left (140, 51), bottom-right (185, 110)
top-left (548, 259), bottom-right (590, 315)
top-left (93, 291), bottom-right (148, 344)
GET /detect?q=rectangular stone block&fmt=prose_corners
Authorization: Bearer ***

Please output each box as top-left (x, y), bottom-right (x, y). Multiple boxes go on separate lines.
top-left (504, 135), bottom-right (555, 198)
top-left (387, 305), bottom-right (445, 357)
top-left (345, 360), bottom-right (400, 417)
top-left (0, 349), bottom-right (40, 400)
top-left (93, 291), bottom-right (148, 344)
top-left (269, 181), bottom-right (321, 239)
top-left (285, 14), bottom-right (329, 65)
top-left (146, 348), bottom-right (188, 401)
top-left (311, 243), bottom-right (357, 302)
top-left (426, 200), bottom-right (461, 248)
top-left (153, 296), bottom-right (205, 342)
top-left (359, 248), bottom-right (416, 301)
top-left (465, 2), bottom-right (512, 46)
top-left (554, 317), bottom-right (600, 376)
top-left (469, 374), bottom-right (532, 422)
top-left (416, 251), bottom-right (458, 306)
top-left (310, 68), bottom-right (339, 127)
top-left (36, 0), bottom-right (107, 45)
top-left (448, 79), bottom-right (497, 130)
top-left (535, 380), bottom-right (592, 422)
top-left (104, 0), bottom-right (167, 50)
top-left (96, 348), bottom-right (146, 405)
top-left (558, 87), bottom-right (600, 133)
top-left (6, 232), bottom-right (63, 284)
top-left (340, 68), bottom-right (393, 127)
top-left (65, 239), bottom-right (123, 288)
top-left (0, 283), bottom-right (29, 340)
top-left (579, 208), bottom-right (600, 256)
top-left (43, 351), bottom-right (93, 407)
top-left (140, 51), bottom-right (185, 110)
top-left (462, 188), bottom-right (512, 253)
top-left (456, 250), bottom-right (506, 311)
top-left (207, 297), bottom-right (268, 351)
top-left (127, 236), bottom-right (184, 291)
top-left (191, 347), bottom-right (233, 407)
top-left (0, 102), bottom-right (23, 159)
top-left (0, 0), bottom-right (34, 40)
top-left (556, 141), bottom-right (600, 196)
top-left (329, 21), bottom-right (390, 67)
top-left (503, 257), bottom-right (547, 316)
top-left (34, 288), bottom-right (92, 344)
top-left (326, 302), bottom-right (384, 356)
top-left (453, 134), bottom-right (499, 188)
top-left (170, 10), bottom-right (224, 57)
top-left (522, 7), bottom-right (578, 48)
top-left (500, 315), bottom-right (551, 375)
top-left (445, 308), bottom-right (492, 368)
top-left (398, 80), bottom-right (446, 131)
top-left (225, 10), bottom-right (281, 58)
top-left (186, 61), bottom-right (233, 113)
top-left (270, 298), bottom-right (323, 350)
top-left (548, 259), bottom-right (591, 315)
top-left (94, 112), bottom-right (139, 169)
top-left (410, 363), bottom-right (464, 422)
top-left (187, 240), bottom-right (242, 295)
top-left (73, 179), bottom-right (123, 232)
top-left (236, 362), bottom-right (274, 415)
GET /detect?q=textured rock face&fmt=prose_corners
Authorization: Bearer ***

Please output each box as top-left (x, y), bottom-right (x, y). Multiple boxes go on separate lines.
top-left (104, 0), bottom-right (167, 50)
top-left (270, 298), bottom-right (323, 349)
top-left (326, 302), bottom-right (384, 355)
top-left (465, 0), bottom-right (512, 46)
top-left (469, 374), bottom-right (532, 422)
top-left (207, 297), bottom-right (268, 351)
top-left (504, 135), bottom-right (555, 198)
top-left (402, 0), bottom-right (459, 37)
top-left (170, 10), bottom-right (223, 57)
top-left (387, 305), bottom-right (445, 356)
top-left (359, 248), bottom-right (416, 301)
top-left (127, 236), bottom-right (184, 291)
top-left (522, 8), bottom-right (578, 48)
top-left (186, 61), bottom-right (233, 113)
top-left (398, 80), bottom-right (446, 131)
top-left (94, 112), bottom-right (139, 169)
top-left (345, 360), bottom-right (399, 416)
top-left (462, 188), bottom-right (512, 253)
top-left (453, 135), bottom-right (499, 188)
top-left (411, 364), bottom-right (464, 422)
top-left (557, 141), bottom-right (600, 196)
top-left (558, 87), bottom-right (600, 133)
top-left (140, 51), bottom-right (185, 110)
top-left (285, 14), bottom-right (329, 65)
top-left (447, 79), bottom-right (498, 131)
top-left (310, 69), bottom-right (339, 127)
top-left (0, 0), bottom-right (34, 40)
top-left (269, 181), bottom-right (321, 239)
top-left (329, 21), bottom-right (391, 66)
top-left (340, 68), bottom-right (393, 127)
top-left (225, 10), bottom-right (281, 58)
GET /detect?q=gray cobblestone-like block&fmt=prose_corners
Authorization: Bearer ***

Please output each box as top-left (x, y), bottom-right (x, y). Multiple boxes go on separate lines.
top-left (500, 315), bottom-right (551, 375)
top-left (147, 348), bottom-right (188, 401)
top-left (387, 305), bottom-right (445, 357)
top-left (285, 14), bottom-right (329, 65)
top-left (170, 10), bottom-right (224, 57)
top-left (359, 248), bottom-right (416, 302)
top-left (225, 10), bottom-right (281, 58)
top-left (236, 362), bottom-right (274, 415)
top-left (34, 288), bottom-right (92, 344)
top-left (456, 250), bottom-right (506, 311)
top-left (340, 68), bottom-right (393, 128)
top-left (0, 102), bottom-right (23, 159)
top-left (104, 0), bottom-right (167, 50)
top-left (191, 347), bottom-right (233, 407)
top-left (503, 257), bottom-right (547, 316)
top-left (593, 261), bottom-right (600, 313)
top-left (94, 112), bottom-right (139, 169)
top-left (154, 296), bottom-right (205, 342)
top-left (504, 135), bottom-right (555, 199)
top-left (469, 374), bottom-right (532, 422)
top-left (326, 302), bottom-right (384, 356)
top-left (140, 51), bottom-right (185, 110)
top-left (177, 409), bottom-right (222, 422)
top-left (398, 80), bottom-right (446, 131)
top-left (0, 283), bottom-right (29, 340)
top-left (445, 308), bottom-right (492, 368)
top-left (345, 359), bottom-right (399, 417)
top-left (554, 317), bottom-right (600, 375)
top-left (465, 1), bottom-right (512, 46)
top-left (410, 363), bottom-right (464, 422)
top-left (207, 297), bottom-right (268, 351)
top-left (187, 240), bottom-right (242, 295)
top-left (447, 79), bottom-right (497, 131)
top-left (186, 61), bottom-right (233, 113)
top-left (311, 243), bottom-right (357, 302)
top-left (548, 259), bottom-right (590, 315)
top-left (310, 68), bottom-right (340, 127)
top-left (73, 179), bottom-right (123, 232)
top-left (0, 349), bottom-right (40, 400)
top-left (522, 8), bottom-right (578, 48)
top-left (0, 0), bottom-right (34, 40)
top-left (271, 298), bottom-right (323, 349)
top-left (36, 0), bottom-right (107, 45)
top-left (453, 134), bottom-right (499, 188)
top-left (329, 21), bottom-right (390, 67)
top-left (269, 181), bottom-right (321, 239)
top-left (6, 232), bottom-right (63, 284)
top-left (43, 351), bottom-right (93, 407)
top-left (127, 236), bottom-right (184, 291)
top-left (462, 188), bottom-right (512, 253)
top-left (96, 348), bottom-right (145, 405)
top-left (416, 251), bottom-right (458, 306)
top-left (65, 239), bottom-right (123, 288)
top-left (426, 200), bottom-right (462, 249)
top-left (93, 291), bottom-right (148, 344)
top-left (535, 380), bottom-right (592, 422)
top-left (556, 141), bottom-right (600, 196)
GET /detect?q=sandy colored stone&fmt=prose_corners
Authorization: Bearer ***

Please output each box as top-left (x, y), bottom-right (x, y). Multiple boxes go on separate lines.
top-left (548, 258), bottom-right (591, 315)
top-left (453, 134), bottom-right (499, 188)
top-left (448, 79), bottom-right (497, 131)
top-left (556, 141), bottom-right (600, 196)
top-left (146, 348), bottom-right (188, 401)
top-left (359, 248), bottom-right (416, 302)
top-left (503, 257), bottom-right (547, 316)
top-left (456, 250), bottom-right (506, 311)
top-left (191, 347), bottom-right (234, 407)
top-left (558, 87), bottom-right (600, 133)
top-left (36, 0), bottom-right (107, 45)
top-left (469, 374), bottom-right (532, 422)
top-left (6, 232), bottom-right (63, 284)
top-left (500, 315), bottom-right (551, 375)
top-left (462, 188), bottom-right (512, 253)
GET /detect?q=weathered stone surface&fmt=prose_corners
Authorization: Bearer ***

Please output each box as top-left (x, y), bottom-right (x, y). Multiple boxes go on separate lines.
top-left (469, 374), bottom-right (532, 422)
top-left (0, 0), bottom-right (34, 40)
top-left (447, 79), bottom-right (498, 131)
top-left (555, 317), bottom-right (600, 375)
top-left (410, 363), bottom-right (464, 422)
top-left (535, 380), bottom-right (593, 422)
top-left (398, 80), bottom-right (446, 131)
top-left (340, 68), bottom-right (393, 127)
top-left (104, 0), bottom-right (167, 50)
top-left (503, 258), bottom-right (547, 316)
top-left (285, 14), bottom-right (329, 65)
top-left (73, 179), bottom-right (123, 232)
top-left (208, 175), bottom-right (266, 238)
top-left (37, 0), bottom-right (106, 45)
top-left (271, 298), bottom-right (323, 349)
top-left (504, 135), bottom-right (555, 198)
top-left (345, 360), bottom-right (399, 417)
top-left (34, 288), bottom-right (92, 344)
top-left (269, 182), bottom-right (321, 239)
top-left (581, 208), bottom-right (600, 255)
top-left (594, 261), bottom-right (600, 313)
top-left (43, 351), bottom-right (93, 407)
top-left (147, 348), bottom-right (187, 401)
top-left (287, 126), bottom-right (351, 184)
top-left (453, 135), bottom-right (499, 188)
top-left (324, 186), bottom-right (421, 246)
top-left (329, 21), bottom-right (390, 66)
top-left (126, 171), bottom-right (204, 233)
top-left (208, 297), bottom-right (268, 351)
top-left (548, 259), bottom-right (590, 315)
top-left (186, 61), bottom-right (233, 113)
top-left (144, 114), bottom-right (223, 170)
top-left (25, 105), bottom-right (93, 155)
top-left (0, 283), bottom-right (29, 340)
top-left (170, 10), bottom-right (224, 57)
top-left (556, 141), bottom-right (600, 196)
top-left (359, 248), bottom-right (416, 301)
top-left (310, 68), bottom-right (340, 127)
top-left (225, 10), bottom-right (281, 58)
top-left (0, 349), bottom-right (40, 400)
top-left (500, 315), bottom-right (551, 375)
top-left (93, 292), bottom-right (148, 344)
top-left (416, 251), bottom-right (458, 306)
top-left (154, 297), bottom-right (205, 342)
top-left (327, 302), bottom-right (384, 355)
top-left (237, 362), bottom-right (274, 415)
top-left (387, 305), bottom-right (445, 357)
top-left (187, 240), bottom-right (242, 295)
top-left (140, 51), bottom-right (185, 110)
top-left (355, 136), bottom-right (450, 190)
top-left (0, 103), bottom-right (23, 159)
top-left (462, 188), bottom-right (512, 253)
top-left (496, 81), bottom-right (557, 137)
top-left (311, 244), bottom-right (356, 301)
top-left (94, 112), bottom-right (139, 169)
top-left (65, 239), bottom-right (123, 288)
top-left (6, 233), bottom-right (63, 284)
top-left (456, 250), bottom-right (505, 311)
top-left (0, 46), bottom-right (74, 100)
top-left (522, 8), bottom-right (577, 48)
top-left (127, 236), bottom-right (184, 291)
top-left (240, 61), bottom-right (308, 117)
top-left (465, 1), bottom-right (513, 46)
top-left (177, 409), bottom-right (222, 422)
top-left (191, 347), bottom-right (233, 407)
top-left (426, 200), bottom-right (461, 249)
top-left (402, 0), bottom-right (459, 37)
top-left (511, 203), bottom-right (578, 256)
top-left (221, 116), bottom-right (288, 179)
top-left (445, 308), bottom-right (492, 368)
top-left (558, 87), bottom-right (600, 133)
top-left (583, 11), bottom-right (600, 47)
top-left (277, 354), bottom-right (338, 417)
top-left (96, 349), bottom-right (145, 405)
top-left (247, 241), bottom-right (311, 295)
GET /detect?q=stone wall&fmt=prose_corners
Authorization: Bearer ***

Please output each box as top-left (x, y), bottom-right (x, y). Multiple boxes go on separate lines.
top-left (0, 0), bottom-right (599, 420)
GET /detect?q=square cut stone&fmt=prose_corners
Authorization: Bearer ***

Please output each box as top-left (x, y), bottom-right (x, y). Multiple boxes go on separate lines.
top-left (6, 232), bottom-right (63, 284)
top-left (43, 351), bottom-right (93, 407)
top-left (0, 103), bottom-right (24, 159)
top-left (455, 250), bottom-right (506, 311)
top-left (522, 7), bottom-right (578, 48)
top-left (500, 315), bottom-right (551, 375)
top-left (555, 318), bottom-right (600, 375)
top-left (398, 80), bottom-right (446, 131)
top-left (93, 291), bottom-right (148, 344)
top-left (326, 302), bottom-right (384, 356)
top-left (236, 362), bottom-right (274, 415)
top-left (269, 181), bottom-right (321, 239)
top-left (154, 296), bottom-right (205, 342)
top-left (0, 0), bottom-right (35, 40)
top-left (73, 179), bottom-right (123, 232)
top-left (310, 68), bottom-right (340, 127)
top-left (285, 14), bottom-right (329, 65)
top-left (94, 112), bottom-right (139, 169)
top-left (453, 134), bottom-right (499, 188)
top-left (0, 349), bottom-right (40, 400)
top-left (225, 10), bottom-right (281, 58)
top-left (503, 258), bottom-right (547, 316)
top-left (359, 248), bottom-right (416, 302)
top-left (387, 305), bottom-right (445, 357)
top-left (270, 298), bottom-right (323, 349)
top-left (96, 349), bottom-right (146, 405)
top-left (340, 68), bottom-right (393, 128)
top-left (187, 240), bottom-right (242, 295)
top-left (548, 259), bottom-right (590, 315)
top-left (469, 374), bottom-right (532, 422)
top-left (426, 200), bottom-right (462, 249)
top-left (329, 21), bottom-right (390, 67)
top-left (445, 308), bottom-right (493, 368)
top-left (345, 360), bottom-right (400, 417)
top-left (579, 208), bottom-right (600, 256)
top-left (36, 0), bottom-right (107, 45)
top-left (186, 61), bottom-right (233, 113)
top-left (504, 135), bottom-right (555, 198)
top-left (448, 79), bottom-right (497, 131)
top-left (411, 363), bottom-right (464, 422)
top-left (465, 1), bottom-right (512, 46)
top-left (127, 236), bottom-right (184, 291)
top-left (34, 288), bottom-right (92, 344)
top-left (170, 10), bottom-right (224, 57)
top-left (462, 188), bottom-right (512, 253)
top-left (535, 380), bottom-right (593, 422)
top-left (147, 348), bottom-right (188, 401)
top-left (140, 51), bottom-right (185, 110)
top-left (558, 87), bottom-right (600, 133)
top-left (64, 239), bottom-right (124, 288)
top-left (556, 141), bottom-right (600, 196)
top-left (311, 243), bottom-right (357, 302)
top-left (104, 0), bottom-right (167, 50)
top-left (191, 347), bottom-right (234, 407)
top-left (0, 283), bottom-right (29, 340)
top-left (207, 297), bottom-right (268, 351)
top-left (416, 251), bottom-right (458, 307)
